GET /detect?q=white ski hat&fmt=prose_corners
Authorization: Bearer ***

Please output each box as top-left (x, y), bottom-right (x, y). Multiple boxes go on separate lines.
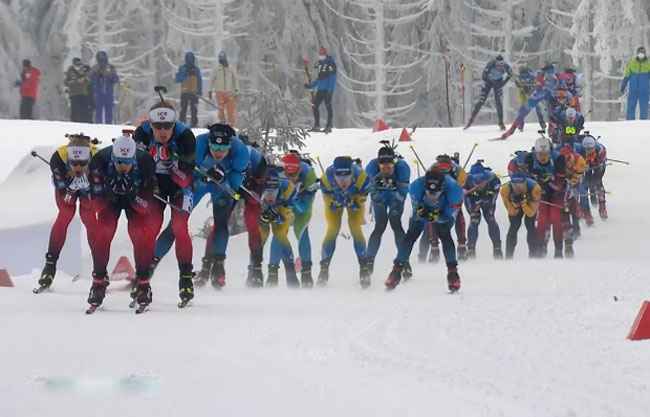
top-left (149, 107), bottom-right (176, 123)
top-left (565, 107), bottom-right (577, 119)
top-left (582, 136), bottom-right (596, 149)
top-left (68, 145), bottom-right (90, 161)
top-left (534, 137), bottom-right (551, 153)
top-left (112, 135), bottom-right (136, 159)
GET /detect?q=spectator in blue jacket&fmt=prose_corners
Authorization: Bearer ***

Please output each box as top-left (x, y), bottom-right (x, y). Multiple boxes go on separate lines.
top-left (621, 46), bottom-right (650, 120)
top-left (304, 46), bottom-right (337, 134)
top-left (465, 54), bottom-right (513, 130)
top-left (90, 51), bottom-right (119, 124)
top-left (175, 51), bottom-right (203, 127)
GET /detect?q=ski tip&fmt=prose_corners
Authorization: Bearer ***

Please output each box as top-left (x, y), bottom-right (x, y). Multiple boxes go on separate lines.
top-left (135, 306), bottom-right (148, 314)
top-left (85, 305), bottom-right (99, 314)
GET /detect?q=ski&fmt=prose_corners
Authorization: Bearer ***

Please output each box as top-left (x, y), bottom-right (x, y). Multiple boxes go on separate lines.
top-left (178, 299), bottom-right (190, 308)
top-left (33, 285), bottom-right (49, 294)
top-left (135, 305), bottom-right (149, 314)
top-left (85, 305), bottom-right (99, 314)
top-left (129, 299), bottom-right (137, 308)
top-left (500, 122), bottom-right (518, 139)
top-left (488, 137), bottom-right (506, 141)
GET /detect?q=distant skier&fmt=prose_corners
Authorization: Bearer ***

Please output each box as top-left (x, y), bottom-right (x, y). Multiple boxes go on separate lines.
top-left (514, 65), bottom-right (546, 130)
top-left (175, 51), bottom-right (203, 127)
top-left (90, 51), bottom-right (119, 124)
top-left (500, 172), bottom-right (541, 259)
top-left (558, 68), bottom-right (583, 111)
top-left (556, 145), bottom-right (585, 252)
top-left (87, 134), bottom-right (156, 309)
top-left (365, 145), bottom-right (410, 277)
top-left (133, 100), bottom-right (196, 305)
top-left (384, 165), bottom-right (463, 292)
top-left (579, 134), bottom-right (608, 221)
top-left (621, 46), bottom-right (650, 120)
top-left (36, 135), bottom-right (100, 292)
top-left (13, 59), bottom-right (41, 119)
top-left (464, 54), bottom-right (513, 130)
top-left (464, 161), bottom-right (502, 259)
top-left (304, 47), bottom-right (337, 134)
top-left (270, 152), bottom-right (319, 287)
top-left (318, 156), bottom-right (370, 287)
top-left (257, 168), bottom-right (298, 287)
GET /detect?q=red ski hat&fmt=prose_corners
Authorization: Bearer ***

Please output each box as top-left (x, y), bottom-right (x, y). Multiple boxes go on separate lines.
top-left (281, 153), bottom-right (301, 174)
top-left (319, 47), bottom-right (327, 56)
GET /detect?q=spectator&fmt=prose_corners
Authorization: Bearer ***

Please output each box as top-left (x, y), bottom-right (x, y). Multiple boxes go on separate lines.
top-left (90, 50), bottom-right (119, 124)
top-left (175, 51), bottom-right (203, 127)
top-left (64, 57), bottom-right (92, 123)
top-left (621, 46), bottom-right (650, 120)
top-left (13, 59), bottom-right (41, 119)
top-left (208, 50), bottom-right (239, 126)
top-left (304, 46), bottom-right (337, 134)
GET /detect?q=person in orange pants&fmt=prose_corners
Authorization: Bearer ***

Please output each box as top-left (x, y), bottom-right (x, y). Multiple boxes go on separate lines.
top-left (208, 50), bottom-right (239, 126)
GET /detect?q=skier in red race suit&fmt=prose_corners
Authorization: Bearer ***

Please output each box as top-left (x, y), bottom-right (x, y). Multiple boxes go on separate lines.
top-left (133, 101), bottom-right (196, 305)
top-left (87, 134), bottom-right (156, 309)
top-left (36, 136), bottom-right (100, 292)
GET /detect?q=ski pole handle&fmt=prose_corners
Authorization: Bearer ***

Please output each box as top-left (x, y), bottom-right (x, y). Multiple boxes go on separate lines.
top-left (315, 156), bottom-right (325, 175)
top-left (195, 166), bottom-right (240, 200)
top-left (31, 151), bottom-right (51, 166)
top-left (462, 142), bottom-right (479, 170)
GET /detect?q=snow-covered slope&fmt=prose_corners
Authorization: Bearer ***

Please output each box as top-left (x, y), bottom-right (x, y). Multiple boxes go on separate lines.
top-left (1, 119), bottom-right (649, 417)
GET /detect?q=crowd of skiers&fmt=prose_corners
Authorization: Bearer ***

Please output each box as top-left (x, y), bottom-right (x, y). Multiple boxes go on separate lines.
top-left (34, 85), bottom-right (612, 312)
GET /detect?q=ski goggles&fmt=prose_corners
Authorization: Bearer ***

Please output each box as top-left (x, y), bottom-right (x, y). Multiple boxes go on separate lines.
top-left (115, 157), bottom-right (134, 165)
top-left (209, 143), bottom-right (231, 152)
top-left (262, 188), bottom-right (279, 200)
top-left (151, 121), bottom-right (174, 130)
top-left (378, 161), bottom-right (395, 169)
top-left (69, 160), bottom-right (89, 167)
top-left (565, 126), bottom-right (577, 135)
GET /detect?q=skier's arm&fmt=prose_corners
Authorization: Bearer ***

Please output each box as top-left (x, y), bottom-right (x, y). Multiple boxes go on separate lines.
top-left (50, 150), bottom-right (70, 192)
top-left (327, 62), bottom-right (337, 94)
top-left (500, 184), bottom-right (519, 217)
top-left (171, 129), bottom-right (196, 189)
top-left (175, 66), bottom-right (187, 84)
top-left (621, 62), bottom-right (632, 91)
top-left (130, 151), bottom-right (155, 215)
top-left (521, 183), bottom-right (541, 217)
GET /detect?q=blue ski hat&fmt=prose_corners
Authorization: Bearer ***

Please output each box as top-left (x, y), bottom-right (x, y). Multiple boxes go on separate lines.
top-left (72, 57), bottom-right (83, 66)
top-left (469, 163), bottom-right (487, 183)
top-left (425, 168), bottom-right (445, 193)
top-left (218, 50), bottom-right (227, 59)
top-left (333, 156), bottom-right (353, 177)
top-left (511, 172), bottom-right (527, 184)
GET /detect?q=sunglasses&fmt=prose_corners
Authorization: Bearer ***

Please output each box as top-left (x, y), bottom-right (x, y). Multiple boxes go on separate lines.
top-left (284, 171), bottom-right (299, 178)
top-left (115, 157), bottom-right (134, 165)
top-left (69, 160), bottom-right (88, 167)
top-left (379, 162), bottom-right (394, 169)
top-left (209, 143), bottom-right (231, 152)
top-left (151, 121), bottom-right (174, 130)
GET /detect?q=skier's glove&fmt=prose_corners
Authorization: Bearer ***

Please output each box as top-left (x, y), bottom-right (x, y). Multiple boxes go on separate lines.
top-left (260, 206), bottom-right (280, 223)
top-left (121, 174), bottom-right (138, 198)
top-left (205, 166), bottom-right (225, 183)
top-left (107, 176), bottom-right (125, 195)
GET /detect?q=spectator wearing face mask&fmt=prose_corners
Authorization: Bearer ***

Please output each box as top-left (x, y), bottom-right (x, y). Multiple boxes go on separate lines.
top-left (208, 50), bottom-right (239, 126)
top-left (621, 46), bottom-right (650, 120)
top-left (64, 57), bottom-right (92, 123)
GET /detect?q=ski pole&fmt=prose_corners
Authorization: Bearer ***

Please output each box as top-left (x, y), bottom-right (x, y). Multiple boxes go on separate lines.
top-left (31, 151), bottom-right (50, 166)
top-left (315, 156), bottom-right (325, 175)
top-left (462, 142), bottom-right (479, 170)
top-left (607, 158), bottom-right (630, 165)
top-left (194, 93), bottom-right (219, 111)
top-left (153, 194), bottom-right (182, 211)
top-left (414, 159), bottom-right (421, 177)
top-left (194, 166), bottom-right (241, 200)
top-left (409, 145), bottom-right (427, 171)
top-left (539, 200), bottom-right (565, 209)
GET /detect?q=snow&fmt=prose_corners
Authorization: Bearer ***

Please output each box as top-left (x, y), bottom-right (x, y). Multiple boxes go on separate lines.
top-left (1, 119), bottom-right (650, 417)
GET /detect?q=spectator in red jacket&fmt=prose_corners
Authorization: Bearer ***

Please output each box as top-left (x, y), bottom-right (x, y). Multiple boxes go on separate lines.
top-left (13, 59), bottom-right (41, 119)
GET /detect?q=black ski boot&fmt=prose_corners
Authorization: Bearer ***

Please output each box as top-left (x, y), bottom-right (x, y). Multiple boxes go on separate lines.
top-left (564, 241), bottom-right (574, 258)
top-left (87, 272), bottom-right (108, 306)
top-left (499, 122), bottom-right (506, 131)
top-left (135, 278), bottom-right (152, 306)
top-left (38, 253), bottom-right (57, 290)
top-left (366, 257), bottom-right (375, 275)
top-left (463, 117), bottom-right (474, 130)
top-left (211, 254), bottom-right (226, 289)
top-left (429, 244), bottom-right (440, 263)
top-left (309, 125), bottom-right (321, 132)
top-left (322, 125), bottom-right (332, 134)
top-left (284, 261), bottom-right (300, 288)
top-left (195, 256), bottom-right (213, 287)
top-left (149, 257), bottom-right (161, 277)
top-left (267, 264), bottom-right (279, 287)
top-left (402, 261), bottom-right (413, 281)
top-left (590, 194), bottom-right (598, 207)
top-left (493, 242), bottom-right (504, 260)
top-left (447, 265), bottom-right (461, 293)
top-left (456, 243), bottom-right (467, 261)
top-left (359, 258), bottom-right (371, 289)
top-left (246, 264), bottom-right (264, 288)
top-left (301, 261), bottom-right (313, 288)
top-left (316, 260), bottom-right (330, 287)
top-left (467, 244), bottom-right (476, 259)
top-left (385, 263), bottom-right (402, 290)
top-left (554, 246), bottom-right (563, 259)
top-left (178, 264), bottom-right (194, 304)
